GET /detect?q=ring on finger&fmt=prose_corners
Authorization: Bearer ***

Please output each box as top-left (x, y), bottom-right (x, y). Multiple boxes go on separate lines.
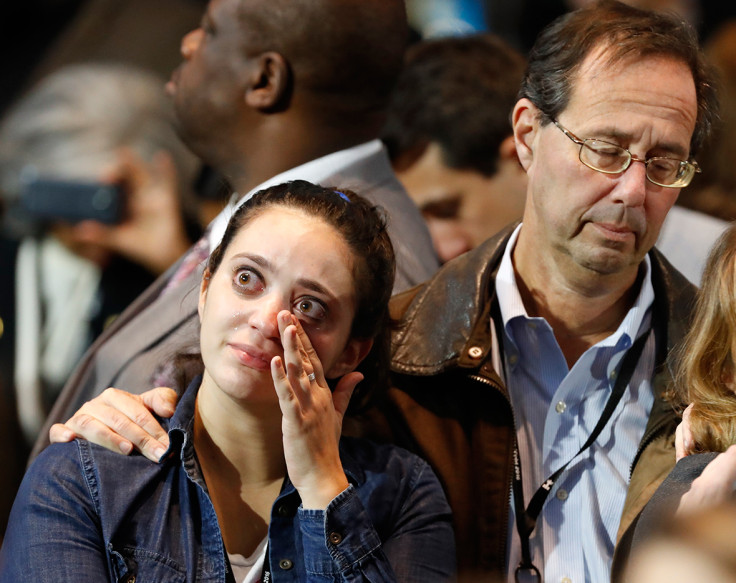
top-left (307, 372), bottom-right (316, 382)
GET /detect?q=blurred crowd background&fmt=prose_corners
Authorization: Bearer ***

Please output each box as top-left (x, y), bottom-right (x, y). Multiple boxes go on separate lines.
top-left (1, 0), bottom-right (734, 116)
top-left (2, 0), bottom-right (734, 120)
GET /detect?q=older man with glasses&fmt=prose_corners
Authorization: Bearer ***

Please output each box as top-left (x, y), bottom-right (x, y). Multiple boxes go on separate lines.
top-left (375, 0), bottom-right (718, 580)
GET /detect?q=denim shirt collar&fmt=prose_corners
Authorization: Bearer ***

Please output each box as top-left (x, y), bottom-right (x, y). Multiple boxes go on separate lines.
top-left (160, 376), bottom-right (367, 492)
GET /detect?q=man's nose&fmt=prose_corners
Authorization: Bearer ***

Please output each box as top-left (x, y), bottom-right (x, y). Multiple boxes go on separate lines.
top-left (180, 29), bottom-right (203, 59)
top-left (613, 158), bottom-right (648, 207)
top-left (427, 218), bottom-right (474, 264)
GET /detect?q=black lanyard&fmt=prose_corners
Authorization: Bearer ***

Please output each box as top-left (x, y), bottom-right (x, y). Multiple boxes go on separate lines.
top-left (490, 300), bottom-right (650, 583)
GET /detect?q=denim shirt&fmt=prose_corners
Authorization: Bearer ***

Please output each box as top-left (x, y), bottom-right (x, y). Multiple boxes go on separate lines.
top-left (0, 379), bottom-right (455, 582)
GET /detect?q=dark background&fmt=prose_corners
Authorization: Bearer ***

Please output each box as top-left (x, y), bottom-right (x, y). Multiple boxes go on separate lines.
top-left (4, 0), bottom-right (735, 122)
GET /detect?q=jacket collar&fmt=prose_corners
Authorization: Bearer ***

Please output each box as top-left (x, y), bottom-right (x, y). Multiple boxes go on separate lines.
top-left (390, 225), bottom-right (514, 375)
top-left (641, 245), bottom-right (697, 438)
top-left (158, 376), bottom-right (199, 467)
top-left (391, 223), bottom-right (696, 382)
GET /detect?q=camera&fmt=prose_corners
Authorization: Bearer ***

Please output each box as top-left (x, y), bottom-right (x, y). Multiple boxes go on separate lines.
top-left (19, 176), bottom-right (123, 225)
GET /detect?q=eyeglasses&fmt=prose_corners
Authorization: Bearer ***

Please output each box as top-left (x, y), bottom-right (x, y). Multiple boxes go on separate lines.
top-left (552, 119), bottom-right (700, 188)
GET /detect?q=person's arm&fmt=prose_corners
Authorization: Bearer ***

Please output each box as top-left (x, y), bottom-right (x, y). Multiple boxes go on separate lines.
top-left (271, 311), bottom-right (455, 581)
top-left (298, 457), bottom-right (456, 582)
top-left (49, 386), bottom-right (177, 462)
top-left (378, 459), bottom-right (456, 581)
top-left (0, 442), bottom-right (110, 582)
top-left (270, 311), bottom-right (356, 508)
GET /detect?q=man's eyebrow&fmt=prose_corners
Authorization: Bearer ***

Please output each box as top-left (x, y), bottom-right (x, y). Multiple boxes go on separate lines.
top-left (421, 195), bottom-right (462, 219)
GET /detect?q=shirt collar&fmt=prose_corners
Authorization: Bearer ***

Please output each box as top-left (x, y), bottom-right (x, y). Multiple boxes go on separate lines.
top-left (207, 140), bottom-right (383, 250)
top-left (160, 376), bottom-right (200, 459)
top-left (496, 224), bottom-right (655, 347)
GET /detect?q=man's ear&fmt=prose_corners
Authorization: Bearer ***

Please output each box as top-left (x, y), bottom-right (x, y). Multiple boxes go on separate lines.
top-left (512, 98), bottom-right (541, 172)
top-left (198, 268), bottom-right (211, 320)
top-left (244, 51), bottom-right (292, 111)
top-left (325, 338), bottom-right (374, 378)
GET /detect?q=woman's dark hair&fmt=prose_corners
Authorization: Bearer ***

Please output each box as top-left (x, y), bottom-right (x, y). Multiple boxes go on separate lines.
top-left (519, 0), bottom-right (719, 154)
top-left (206, 180), bottom-right (396, 410)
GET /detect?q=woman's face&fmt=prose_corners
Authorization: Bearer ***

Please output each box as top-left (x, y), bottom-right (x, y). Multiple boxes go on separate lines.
top-left (198, 207), bottom-right (367, 403)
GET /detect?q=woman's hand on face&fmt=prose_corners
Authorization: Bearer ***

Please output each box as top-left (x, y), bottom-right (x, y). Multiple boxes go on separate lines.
top-left (271, 310), bottom-right (360, 509)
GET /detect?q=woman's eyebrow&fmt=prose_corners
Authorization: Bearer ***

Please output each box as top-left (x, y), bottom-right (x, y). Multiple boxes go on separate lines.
top-left (231, 253), bottom-right (269, 268)
top-left (295, 278), bottom-right (335, 300)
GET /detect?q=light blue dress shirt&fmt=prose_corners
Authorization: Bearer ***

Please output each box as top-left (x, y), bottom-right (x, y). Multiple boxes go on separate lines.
top-left (495, 226), bottom-right (656, 583)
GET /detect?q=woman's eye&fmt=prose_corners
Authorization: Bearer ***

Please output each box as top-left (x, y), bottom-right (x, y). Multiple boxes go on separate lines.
top-left (233, 268), bottom-right (263, 294)
top-left (294, 298), bottom-right (327, 321)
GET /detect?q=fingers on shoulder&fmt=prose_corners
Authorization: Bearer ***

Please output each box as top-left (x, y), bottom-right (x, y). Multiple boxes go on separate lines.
top-left (143, 386), bottom-right (178, 417)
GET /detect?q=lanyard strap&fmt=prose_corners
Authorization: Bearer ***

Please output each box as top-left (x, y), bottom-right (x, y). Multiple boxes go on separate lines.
top-left (489, 300), bottom-right (650, 582)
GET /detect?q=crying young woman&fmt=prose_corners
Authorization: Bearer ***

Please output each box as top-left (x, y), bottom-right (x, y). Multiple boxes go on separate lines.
top-left (0, 181), bottom-right (455, 583)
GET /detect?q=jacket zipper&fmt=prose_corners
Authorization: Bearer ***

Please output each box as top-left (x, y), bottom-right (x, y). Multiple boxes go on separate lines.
top-left (469, 371), bottom-right (515, 576)
top-left (628, 415), bottom-right (671, 480)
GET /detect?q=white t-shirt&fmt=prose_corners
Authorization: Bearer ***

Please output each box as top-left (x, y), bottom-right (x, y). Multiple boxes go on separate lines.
top-left (228, 536), bottom-right (268, 583)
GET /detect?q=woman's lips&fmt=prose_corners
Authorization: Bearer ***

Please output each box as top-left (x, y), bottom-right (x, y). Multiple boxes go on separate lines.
top-left (227, 343), bottom-right (274, 371)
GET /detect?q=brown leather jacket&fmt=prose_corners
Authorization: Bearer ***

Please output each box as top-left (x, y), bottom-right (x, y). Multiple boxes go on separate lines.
top-left (348, 226), bottom-right (697, 580)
